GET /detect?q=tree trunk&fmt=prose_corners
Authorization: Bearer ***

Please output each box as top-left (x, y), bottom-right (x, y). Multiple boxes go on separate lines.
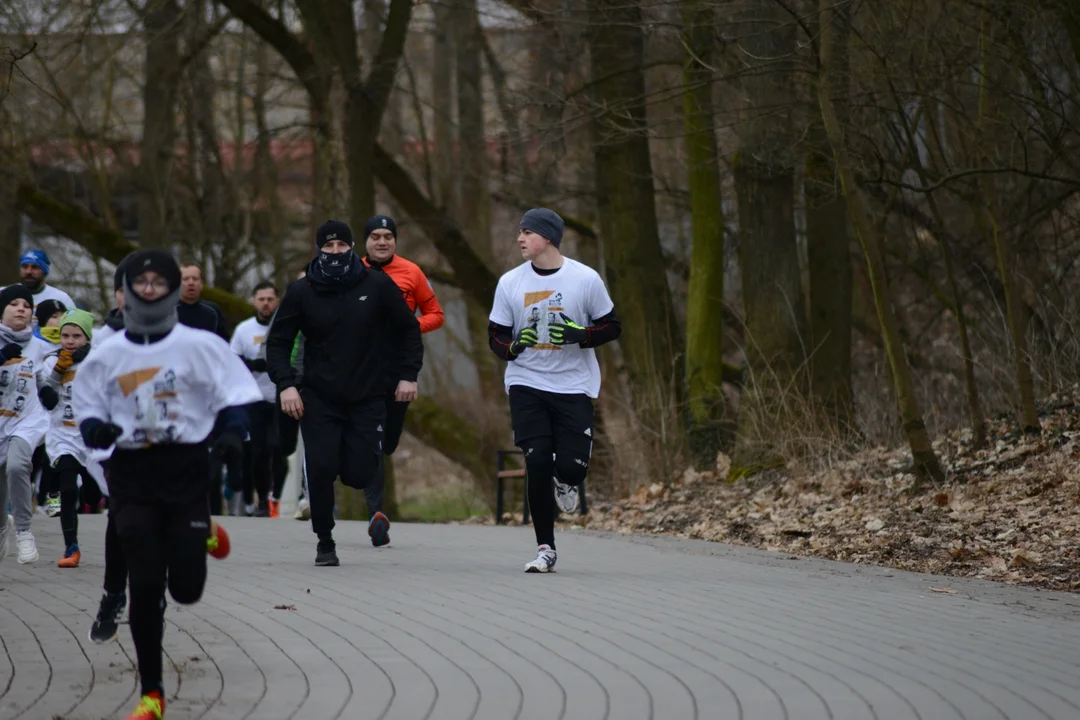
top-left (431, 1), bottom-right (456, 211)
top-left (977, 6), bottom-right (1040, 435)
top-left (587, 0), bottom-right (685, 479)
top-left (682, 0), bottom-right (728, 469)
top-left (137, 0), bottom-right (183, 248)
top-left (732, 0), bottom-right (808, 466)
top-left (253, 29), bottom-right (286, 287)
top-left (817, 0), bottom-right (944, 484)
top-left (0, 139), bottom-right (21, 284)
top-left (805, 7), bottom-right (854, 434)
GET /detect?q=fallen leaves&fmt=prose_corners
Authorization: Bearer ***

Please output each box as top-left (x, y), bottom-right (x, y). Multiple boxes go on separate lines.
top-left (929, 586), bottom-right (958, 594)
top-left (583, 392), bottom-right (1080, 593)
top-left (271, 604), bottom-right (297, 611)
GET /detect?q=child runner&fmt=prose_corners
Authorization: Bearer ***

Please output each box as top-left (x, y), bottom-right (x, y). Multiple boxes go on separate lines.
top-left (0, 285), bottom-right (49, 564)
top-left (38, 309), bottom-right (97, 567)
top-left (75, 250), bottom-right (258, 720)
top-left (487, 209), bottom-right (621, 572)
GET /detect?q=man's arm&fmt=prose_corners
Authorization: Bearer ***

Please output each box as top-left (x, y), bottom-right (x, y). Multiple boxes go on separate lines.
top-left (581, 309), bottom-right (621, 348)
top-left (412, 268), bottom-right (445, 333)
top-left (383, 277), bottom-right (423, 382)
top-left (265, 287), bottom-right (303, 390)
top-left (488, 322), bottom-right (520, 361)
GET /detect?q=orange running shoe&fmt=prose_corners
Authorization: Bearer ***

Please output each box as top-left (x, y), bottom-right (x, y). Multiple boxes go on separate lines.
top-left (125, 690), bottom-right (165, 719)
top-left (57, 543), bottom-right (80, 568)
top-left (207, 519), bottom-right (230, 560)
top-left (268, 500), bottom-right (280, 518)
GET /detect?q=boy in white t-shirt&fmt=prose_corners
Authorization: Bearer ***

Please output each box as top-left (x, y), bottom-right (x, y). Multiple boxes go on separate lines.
top-left (75, 250), bottom-right (261, 720)
top-left (487, 208), bottom-right (622, 572)
top-left (38, 309), bottom-right (100, 567)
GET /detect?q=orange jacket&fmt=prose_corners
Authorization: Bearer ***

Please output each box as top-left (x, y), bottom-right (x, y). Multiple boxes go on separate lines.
top-left (362, 254), bottom-right (445, 334)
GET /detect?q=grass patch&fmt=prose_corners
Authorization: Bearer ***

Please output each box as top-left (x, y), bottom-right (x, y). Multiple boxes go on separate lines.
top-left (397, 489), bottom-right (488, 523)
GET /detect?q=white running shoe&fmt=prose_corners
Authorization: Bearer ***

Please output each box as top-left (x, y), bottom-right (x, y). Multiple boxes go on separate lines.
top-left (46, 495), bottom-right (61, 518)
top-left (16, 531), bottom-right (39, 564)
top-left (525, 544), bottom-right (557, 573)
top-left (0, 514), bottom-right (13, 562)
top-left (294, 497), bottom-right (310, 521)
top-left (553, 478), bottom-right (579, 514)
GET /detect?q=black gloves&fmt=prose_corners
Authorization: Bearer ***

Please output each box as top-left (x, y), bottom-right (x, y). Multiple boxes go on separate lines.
top-left (82, 420), bottom-right (123, 449)
top-left (1, 343), bottom-right (22, 361)
top-left (509, 326), bottom-right (539, 355)
top-left (549, 313), bottom-right (588, 346)
top-left (38, 386), bottom-right (59, 411)
top-left (71, 345), bottom-right (91, 363)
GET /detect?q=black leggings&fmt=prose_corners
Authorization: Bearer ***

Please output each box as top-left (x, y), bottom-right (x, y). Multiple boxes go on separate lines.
top-left (114, 497), bottom-right (209, 695)
top-left (364, 394), bottom-right (410, 517)
top-left (100, 460), bottom-right (127, 595)
top-left (49, 455), bottom-right (86, 547)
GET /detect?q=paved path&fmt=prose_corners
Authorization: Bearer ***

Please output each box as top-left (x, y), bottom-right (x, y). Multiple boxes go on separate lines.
top-left (1, 515), bottom-right (1079, 720)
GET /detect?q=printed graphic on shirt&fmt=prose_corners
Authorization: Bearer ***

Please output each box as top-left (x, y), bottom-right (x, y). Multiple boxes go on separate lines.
top-left (523, 290), bottom-right (569, 351)
top-left (117, 367), bottom-right (182, 445)
top-left (0, 357), bottom-right (35, 418)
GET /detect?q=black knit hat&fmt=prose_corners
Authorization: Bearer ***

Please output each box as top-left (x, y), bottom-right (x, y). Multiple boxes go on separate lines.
top-left (316, 220), bottom-right (354, 249)
top-left (519, 208), bottom-right (564, 248)
top-left (363, 215), bottom-right (397, 239)
top-left (123, 249), bottom-right (182, 294)
top-left (34, 299), bottom-right (67, 327)
top-left (0, 284), bottom-right (34, 316)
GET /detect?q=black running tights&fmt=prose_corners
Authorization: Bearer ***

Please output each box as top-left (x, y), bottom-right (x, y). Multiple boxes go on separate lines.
top-left (49, 455), bottom-right (85, 547)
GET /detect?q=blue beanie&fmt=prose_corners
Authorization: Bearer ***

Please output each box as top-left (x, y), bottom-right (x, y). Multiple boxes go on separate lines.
top-left (20, 249), bottom-right (51, 276)
top-left (519, 208), bottom-right (564, 248)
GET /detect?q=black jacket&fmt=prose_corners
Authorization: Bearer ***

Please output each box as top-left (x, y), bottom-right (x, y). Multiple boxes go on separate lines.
top-left (266, 255), bottom-right (423, 404)
top-left (177, 298), bottom-right (227, 339)
top-left (103, 307), bottom-right (124, 331)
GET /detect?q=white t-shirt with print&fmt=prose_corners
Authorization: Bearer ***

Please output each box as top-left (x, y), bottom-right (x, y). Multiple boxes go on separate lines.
top-left (488, 258), bottom-right (614, 398)
top-left (230, 316), bottom-right (275, 403)
top-left (42, 352), bottom-right (89, 463)
top-left (0, 339), bottom-right (49, 460)
top-left (75, 325), bottom-right (262, 450)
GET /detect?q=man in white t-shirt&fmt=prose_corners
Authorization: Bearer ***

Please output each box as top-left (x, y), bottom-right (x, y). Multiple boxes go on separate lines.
top-left (487, 208), bottom-right (622, 573)
top-left (229, 280), bottom-right (282, 517)
top-left (8, 250), bottom-right (76, 327)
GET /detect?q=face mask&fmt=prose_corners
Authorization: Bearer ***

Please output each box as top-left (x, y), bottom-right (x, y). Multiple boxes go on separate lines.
top-left (318, 249), bottom-right (353, 278)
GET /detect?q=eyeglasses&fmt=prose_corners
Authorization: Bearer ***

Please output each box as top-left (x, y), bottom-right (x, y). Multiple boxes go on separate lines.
top-left (132, 277), bottom-right (170, 292)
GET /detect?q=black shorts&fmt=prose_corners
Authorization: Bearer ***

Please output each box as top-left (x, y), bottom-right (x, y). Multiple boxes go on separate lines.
top-left (508, 385), bottom-right (594, 457)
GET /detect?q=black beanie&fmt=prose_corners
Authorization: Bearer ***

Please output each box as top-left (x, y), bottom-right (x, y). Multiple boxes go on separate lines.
top-left (34, 299), bottom-right (67, 327)
top-left (114, 251), bottom-right (139, 291)
top-left (363, 215), bottom-right (397, 239)
top-left (316, 220), bottom-right (354, 249)
top-left (519, 208), bottom-right (564, 248)
top-left (0, 284), bottom-right (34, 316)
top-left (123, 249), bottom-right (182, 295)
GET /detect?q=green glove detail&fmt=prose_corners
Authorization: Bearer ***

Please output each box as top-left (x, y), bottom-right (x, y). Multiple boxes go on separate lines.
top-left (549, 313), bottom-right (588, 346)
top-left (510, 326), bottom-right (539, 355)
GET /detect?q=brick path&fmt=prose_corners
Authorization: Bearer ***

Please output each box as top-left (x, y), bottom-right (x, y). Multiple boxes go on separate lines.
top-left (1, 515), bottom-right (1079, 719)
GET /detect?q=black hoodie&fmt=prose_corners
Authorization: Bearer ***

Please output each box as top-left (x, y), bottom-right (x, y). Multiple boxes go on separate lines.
top-left (265, 252), bottom-right (423, 404)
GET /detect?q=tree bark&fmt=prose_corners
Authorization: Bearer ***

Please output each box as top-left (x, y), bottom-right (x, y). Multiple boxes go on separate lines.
top-left (587, 0), bottom-right (686, 478)
top-left (682, 0), bottom-right (729, 468)
top-left (137, 0), bottom-right (184, 248)
top-left (431, 1), bottom-right (456, 211)
top-left (732, 0), bottom-right (808, 465)
top-left (0, 138), bottom-right (20, 285)
top-left (977, 5), bottom-right (1040, 435)
top-left (816, 0), bottom-right (944, 484)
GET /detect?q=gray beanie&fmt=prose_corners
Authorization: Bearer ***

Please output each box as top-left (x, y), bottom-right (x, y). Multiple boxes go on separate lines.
top-left (519, 208), bottom-right (564, 248)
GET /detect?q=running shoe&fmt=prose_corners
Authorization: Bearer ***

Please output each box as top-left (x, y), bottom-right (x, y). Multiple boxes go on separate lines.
top-left (58, 543), bottom-right (80, 568)
top-left (553, 477), bottom-right (579, 514)
top-left (294, 496), bottom-right (310, 521)
top-left (89, 591), bottom-right (127, 644)
top-left (207, 519), bottom-right (230, 560)
top-left (45, 494), bottom-right (61, 518)
top-left (524, 544), bottom-right (557, 573)
top-left (124, 690), bottom-right (165, 720)
top-left (368, 511), bottom-right (390, 547)
top-left (268, 500), bottom-right (280, 518)
top-left (315, 539), bottom-right (339, 566)
top-left (16, 531), bottom-right (38, 564)
top-left (0, 514), bottom-right (13, 563)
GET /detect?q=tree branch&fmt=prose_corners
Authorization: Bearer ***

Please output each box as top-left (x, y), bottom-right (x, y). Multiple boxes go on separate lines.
top-left (361, 0), bottom-right (412, 137)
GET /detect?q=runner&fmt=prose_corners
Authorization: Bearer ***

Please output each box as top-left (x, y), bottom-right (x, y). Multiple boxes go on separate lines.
top-left (361, 214), bottom-right (444, 545)
top-left (487, 208), bottom-right (621, 572)
top-left (178, 262), bottom-right (228, 339)
top-left (31, 298), bottom-right (66, 514)
top-left (230, 280), bottom-right (281, 517)
top-left (75, 250), bottom-right (257, 720)
top-left (9, 249), bottom-right (75, 327)
top-left (0, 284), bottom-right (49, 564)
top-left (266, 219), bottom-right (423, 566)
top-left (38, 309), bottom-right (98, 567)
